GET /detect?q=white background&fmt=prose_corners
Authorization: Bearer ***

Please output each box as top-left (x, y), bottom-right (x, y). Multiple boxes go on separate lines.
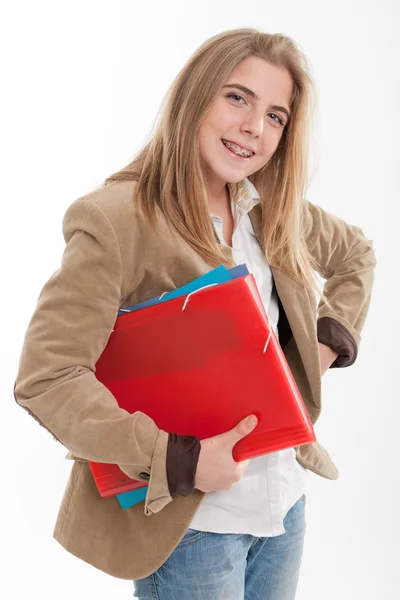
top-left (1, 1), bottom-right (398, 598)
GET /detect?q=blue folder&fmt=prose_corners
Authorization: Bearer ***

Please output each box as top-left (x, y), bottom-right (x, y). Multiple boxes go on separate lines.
top-left (118, 264), bottom-right (248, 316)
top-left (116, 263), bottom-right (249, 509)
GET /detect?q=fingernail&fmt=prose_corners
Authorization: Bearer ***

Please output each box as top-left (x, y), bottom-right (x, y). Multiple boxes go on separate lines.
top-left (248, 417), bottom-right (257, 427)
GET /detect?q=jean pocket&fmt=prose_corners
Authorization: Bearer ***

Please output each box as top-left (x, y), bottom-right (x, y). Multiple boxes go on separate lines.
top-left (176, 528), bottom-right (208, 549)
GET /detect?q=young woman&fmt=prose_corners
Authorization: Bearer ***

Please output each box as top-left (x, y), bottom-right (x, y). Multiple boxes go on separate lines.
top-left (14, 28), bottom-right (376, 600)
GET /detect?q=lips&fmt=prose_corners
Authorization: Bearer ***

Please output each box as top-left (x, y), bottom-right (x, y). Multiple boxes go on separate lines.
top-left (221, 139), bottom-right (255, 155)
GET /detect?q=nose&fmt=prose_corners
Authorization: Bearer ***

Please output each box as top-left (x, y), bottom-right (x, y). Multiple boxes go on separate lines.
top-left (240, 112), bottom-right (264, 138)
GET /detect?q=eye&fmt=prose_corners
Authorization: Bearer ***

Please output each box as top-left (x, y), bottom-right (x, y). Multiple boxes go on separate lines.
top-left (269, 113), bottom-right (285, 126)
top-left (226, 93), bottom-right (246, 104)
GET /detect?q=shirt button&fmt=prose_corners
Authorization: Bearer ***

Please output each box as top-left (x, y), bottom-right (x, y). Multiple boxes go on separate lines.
top-left (140, 472), bottom-right (150, 481)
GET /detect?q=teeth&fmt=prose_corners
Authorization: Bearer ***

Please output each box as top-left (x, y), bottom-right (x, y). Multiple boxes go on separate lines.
top-left (222, 140), bottom-right (253, 157)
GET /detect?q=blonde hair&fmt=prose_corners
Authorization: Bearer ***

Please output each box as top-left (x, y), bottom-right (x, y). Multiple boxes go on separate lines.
top-left (104, 28), bottom-right (323, 296)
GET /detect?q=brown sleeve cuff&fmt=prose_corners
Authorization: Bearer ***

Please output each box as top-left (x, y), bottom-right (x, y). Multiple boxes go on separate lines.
top-left (166, 433), bottom-right (201, 498)
top-left (317, 316), bottom-right (358, 368)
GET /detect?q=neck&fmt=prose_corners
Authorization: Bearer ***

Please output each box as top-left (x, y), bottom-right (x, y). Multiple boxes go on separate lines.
top-left (207, 183), bottom-right (230, 216)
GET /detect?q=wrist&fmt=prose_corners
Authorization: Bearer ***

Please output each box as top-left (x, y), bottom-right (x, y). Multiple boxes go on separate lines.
top-left (318, 342), bottom-right (339, 375)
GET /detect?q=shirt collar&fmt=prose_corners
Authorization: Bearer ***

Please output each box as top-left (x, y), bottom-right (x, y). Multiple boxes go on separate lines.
top-left (209, 178), bottom-right (260, 220)
top-left (227, 177), bottom-right (260, 212)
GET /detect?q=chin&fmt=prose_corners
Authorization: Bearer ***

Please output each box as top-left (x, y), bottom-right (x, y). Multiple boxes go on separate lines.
top-left (213, 165), bottom-right (249, 185)
top-left (227, 175), bottom-right (248, 184)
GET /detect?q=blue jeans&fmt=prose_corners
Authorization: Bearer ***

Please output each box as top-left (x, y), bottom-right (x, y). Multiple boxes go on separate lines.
top-left (133, 494), bottom-right (306, 600)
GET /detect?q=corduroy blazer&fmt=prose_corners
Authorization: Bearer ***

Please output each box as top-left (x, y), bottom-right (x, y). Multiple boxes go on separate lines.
top-left (14, 180), bottom-right (376, 579)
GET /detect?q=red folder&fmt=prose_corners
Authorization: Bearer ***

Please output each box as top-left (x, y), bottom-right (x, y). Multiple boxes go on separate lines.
top-left (90, 274), bottom-right (315, 497)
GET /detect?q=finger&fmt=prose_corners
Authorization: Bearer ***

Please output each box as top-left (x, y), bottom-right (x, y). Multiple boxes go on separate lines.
top-left (225, 415), bottom-right (258, 446)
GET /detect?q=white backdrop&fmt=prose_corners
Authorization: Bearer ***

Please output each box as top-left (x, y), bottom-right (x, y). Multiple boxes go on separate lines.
top-left (1, 1), bottom-right (398, 598)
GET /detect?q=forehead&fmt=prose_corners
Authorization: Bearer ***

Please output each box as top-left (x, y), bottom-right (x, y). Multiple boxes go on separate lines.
top-left (224, 56), bottom-right (293, 105)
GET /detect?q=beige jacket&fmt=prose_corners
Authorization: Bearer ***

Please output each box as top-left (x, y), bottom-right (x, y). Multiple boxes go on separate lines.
top-left (14, 180), bottom-right (376, 579)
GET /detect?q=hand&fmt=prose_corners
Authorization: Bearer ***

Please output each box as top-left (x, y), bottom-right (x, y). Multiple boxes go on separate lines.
top-left (318, 342), bottom-right (339, 375)
top-left (194, 415), bottom-right (258, 493)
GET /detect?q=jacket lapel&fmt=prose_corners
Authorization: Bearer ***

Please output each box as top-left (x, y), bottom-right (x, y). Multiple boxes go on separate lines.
top-left (248, 204), bottom-right (321, 415)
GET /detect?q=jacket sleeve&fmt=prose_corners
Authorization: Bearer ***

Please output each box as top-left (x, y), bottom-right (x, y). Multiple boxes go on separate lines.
top-left (13, 198), bottom-right (183, 515)
top-left (304, 200), bottom-right (376, 368)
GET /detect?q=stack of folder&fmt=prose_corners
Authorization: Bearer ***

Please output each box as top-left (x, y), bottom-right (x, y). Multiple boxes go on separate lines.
top-left (90, 264), bottom-right (315, 510)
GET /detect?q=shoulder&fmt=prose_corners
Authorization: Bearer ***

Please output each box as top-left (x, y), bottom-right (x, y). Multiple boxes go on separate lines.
top-left (60, 180), bottom-right (177, 299)
top-left (301, 199), bottom-right (376, 277)
top-left (62, 180), bottom-right (144, 239)
top-left (302, 198), bottom-right (372, 246)
top-left (301, 199), bottom-right (342, 238)
top-left (61, 180), bottom-right (171, 261)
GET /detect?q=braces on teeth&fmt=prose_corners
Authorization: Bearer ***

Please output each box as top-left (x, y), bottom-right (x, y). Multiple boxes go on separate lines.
top-left (222, 140), bottom-right (253, 157)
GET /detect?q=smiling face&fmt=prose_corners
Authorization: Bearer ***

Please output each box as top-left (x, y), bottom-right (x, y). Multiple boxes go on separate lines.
top-left (198, 56), bottom-right (293, 198)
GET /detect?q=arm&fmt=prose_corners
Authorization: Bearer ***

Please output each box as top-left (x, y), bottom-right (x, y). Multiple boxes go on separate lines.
top-left (14, 197), bottom-right (199, 514)
top-left (304, 200), bottom-right (377, 368)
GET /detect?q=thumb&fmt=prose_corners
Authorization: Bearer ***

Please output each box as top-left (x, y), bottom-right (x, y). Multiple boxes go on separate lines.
top-left (225, 415), bottom-right (258, 446)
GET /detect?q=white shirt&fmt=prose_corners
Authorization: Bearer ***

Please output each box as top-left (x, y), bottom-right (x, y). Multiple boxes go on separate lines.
top-left (189, 178), bottom-right (307, 537)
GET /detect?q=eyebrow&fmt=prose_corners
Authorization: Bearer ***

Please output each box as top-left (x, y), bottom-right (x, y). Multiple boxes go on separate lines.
top-left (222, 83), bottom-right (291, 120)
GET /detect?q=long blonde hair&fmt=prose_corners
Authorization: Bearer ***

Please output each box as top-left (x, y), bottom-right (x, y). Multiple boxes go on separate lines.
top-left (104, 28), bottom-right (322, 295)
